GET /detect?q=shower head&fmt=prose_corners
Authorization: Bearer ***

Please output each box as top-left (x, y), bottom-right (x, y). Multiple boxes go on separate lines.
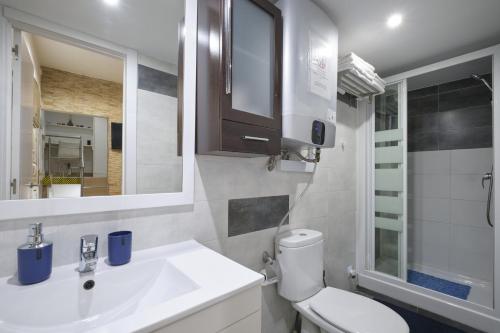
top-left (471, 73), bottom-right (493, 92)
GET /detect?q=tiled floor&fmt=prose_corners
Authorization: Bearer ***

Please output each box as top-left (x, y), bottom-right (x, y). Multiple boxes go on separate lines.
top-left (376, 299), bottom-right (473, 333)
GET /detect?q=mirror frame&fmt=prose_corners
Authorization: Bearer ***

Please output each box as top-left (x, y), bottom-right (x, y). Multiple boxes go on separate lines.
top-left (0, 0), bottom-right (197, 220)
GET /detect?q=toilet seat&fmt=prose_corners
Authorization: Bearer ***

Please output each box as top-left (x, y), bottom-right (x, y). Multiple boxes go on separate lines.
top-left (294, 287), bottom-right (409, 333)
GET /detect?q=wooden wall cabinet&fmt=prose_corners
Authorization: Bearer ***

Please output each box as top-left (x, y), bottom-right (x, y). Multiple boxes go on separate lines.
top-left (196, 0), bottom-right (283, 156)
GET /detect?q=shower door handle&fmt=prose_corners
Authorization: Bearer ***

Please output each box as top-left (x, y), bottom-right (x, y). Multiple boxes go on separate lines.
top-left (482, 173), bottom-right (492, 189)
top-left (482, 169), bottom-right (494, 228)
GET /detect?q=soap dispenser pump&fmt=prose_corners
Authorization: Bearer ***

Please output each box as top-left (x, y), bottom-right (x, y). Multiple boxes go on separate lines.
top-left (17, 223), bottom-right (53, 285)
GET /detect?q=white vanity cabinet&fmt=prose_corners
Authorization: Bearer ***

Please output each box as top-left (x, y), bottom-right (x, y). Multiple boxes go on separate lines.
top-left (154, 286), bottom-right (262, 333)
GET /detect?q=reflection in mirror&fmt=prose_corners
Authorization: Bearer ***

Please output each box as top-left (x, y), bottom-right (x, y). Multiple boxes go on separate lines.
top-left (2, 0), bottom-right (185, 199)
top-left (43, 111), bottom-right (111, 198)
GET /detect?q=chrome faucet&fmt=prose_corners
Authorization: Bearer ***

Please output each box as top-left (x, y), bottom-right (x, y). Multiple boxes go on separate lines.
top-left (79, 235), bottom-right (98, 273)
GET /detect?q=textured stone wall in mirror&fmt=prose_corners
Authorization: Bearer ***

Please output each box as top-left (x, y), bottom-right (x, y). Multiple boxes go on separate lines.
top-left (0, 0), bottom-right (185, 199)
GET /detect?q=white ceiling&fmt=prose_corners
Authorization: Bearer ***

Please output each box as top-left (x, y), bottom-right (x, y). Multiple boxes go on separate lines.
top-left (3, 1), bottom-right (500, 78)
top-left (314, 0), bottom-right (500, 76)
top-left (0, 0), bottom-right (184, 65)
top-left (31, 34), bottom-right (123, 83)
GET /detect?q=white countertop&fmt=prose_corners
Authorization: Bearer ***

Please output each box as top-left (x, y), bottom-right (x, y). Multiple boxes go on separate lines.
top-left (98, 241), bottom-right (263, 333)
top-left (0, 240), bottom-right (263, 333)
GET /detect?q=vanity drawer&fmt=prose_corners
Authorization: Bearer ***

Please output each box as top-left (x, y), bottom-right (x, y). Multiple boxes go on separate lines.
top-left (221, 121), bottom-right (281, 155)
top-left (155, 285), bottom-right (261, 333)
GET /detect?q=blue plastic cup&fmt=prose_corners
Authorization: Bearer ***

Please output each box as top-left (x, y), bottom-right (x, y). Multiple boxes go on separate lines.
top-left (108, 231), bottom-right (132, 266)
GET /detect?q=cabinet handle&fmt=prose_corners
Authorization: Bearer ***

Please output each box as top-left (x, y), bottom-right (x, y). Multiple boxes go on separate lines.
top-left (241, 136), bottom-right (270, 142)
top-left (224, 0), bottom-right (232, 94)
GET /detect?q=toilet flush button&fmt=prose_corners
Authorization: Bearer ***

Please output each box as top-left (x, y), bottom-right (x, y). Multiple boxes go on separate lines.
top-left (299, 233), bottom-right (307, 236)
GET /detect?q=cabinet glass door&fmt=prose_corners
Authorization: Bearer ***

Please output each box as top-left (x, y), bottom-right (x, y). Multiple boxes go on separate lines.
top-left (231, 0), bottom-right (276, 119)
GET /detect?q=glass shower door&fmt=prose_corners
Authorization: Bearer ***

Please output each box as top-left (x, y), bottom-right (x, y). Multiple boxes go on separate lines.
top-left (373, 82), bottom-right (406, 279)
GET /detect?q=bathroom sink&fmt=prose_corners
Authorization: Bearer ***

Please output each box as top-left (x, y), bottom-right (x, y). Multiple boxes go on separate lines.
top-left (0, 241), bottom-right (263, 333)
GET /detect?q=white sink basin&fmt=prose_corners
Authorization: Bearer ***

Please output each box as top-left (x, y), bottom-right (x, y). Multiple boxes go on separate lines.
top-left (0, 241), bottom-right (262, 333)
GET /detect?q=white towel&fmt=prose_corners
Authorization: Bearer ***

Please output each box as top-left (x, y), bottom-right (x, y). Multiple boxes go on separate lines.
top-left (338, 52), bottom-right (385, 96)
top-left (339, 52), bottom-right (375, 73)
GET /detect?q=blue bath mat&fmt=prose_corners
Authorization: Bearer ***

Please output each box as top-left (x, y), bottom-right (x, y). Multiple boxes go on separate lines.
top-left (407, 270), bottom-right (471, 300)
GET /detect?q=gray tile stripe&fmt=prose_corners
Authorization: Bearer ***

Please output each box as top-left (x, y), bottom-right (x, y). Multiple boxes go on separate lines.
top-left (138, 64), bottom-right (178, 97)
top-left (407, 75), bottom-right (492, 152)
top-left (228, 195), bottom-right (289, 237)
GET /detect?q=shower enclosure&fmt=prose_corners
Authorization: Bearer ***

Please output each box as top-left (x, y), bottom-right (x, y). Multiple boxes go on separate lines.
top-left (357, 46), bottom-right (500, 332)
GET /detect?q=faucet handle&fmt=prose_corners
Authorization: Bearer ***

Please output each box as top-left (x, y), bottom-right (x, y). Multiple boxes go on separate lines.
top-left (81, 234), bottom-right (98, 253)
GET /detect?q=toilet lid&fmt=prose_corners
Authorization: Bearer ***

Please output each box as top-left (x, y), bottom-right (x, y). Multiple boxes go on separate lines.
top-left (309, 287), bottom-right (409, 333)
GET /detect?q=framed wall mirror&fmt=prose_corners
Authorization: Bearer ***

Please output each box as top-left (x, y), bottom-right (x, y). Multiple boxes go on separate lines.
top-left (0, 0), bottom-right (197, 220)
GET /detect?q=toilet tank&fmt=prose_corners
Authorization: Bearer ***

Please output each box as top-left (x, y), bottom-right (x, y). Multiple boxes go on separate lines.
top-left (277, 229), bottom-right (324, 302)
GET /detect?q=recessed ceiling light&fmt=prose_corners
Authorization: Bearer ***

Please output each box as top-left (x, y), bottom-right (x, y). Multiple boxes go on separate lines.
top-left (103, 0), bottom-right (120, 6)
top-left (386, 13), bottom-right (403, 29)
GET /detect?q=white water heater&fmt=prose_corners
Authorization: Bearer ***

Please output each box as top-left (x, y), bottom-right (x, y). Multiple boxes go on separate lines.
top-left (277, 0), bottom-right (338, 151)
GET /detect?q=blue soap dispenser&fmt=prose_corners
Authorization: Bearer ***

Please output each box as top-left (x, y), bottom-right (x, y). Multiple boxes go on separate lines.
top-left (17, 223), bottom-right (53, 285)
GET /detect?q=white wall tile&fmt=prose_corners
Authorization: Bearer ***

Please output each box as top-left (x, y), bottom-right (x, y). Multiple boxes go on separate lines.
top-left (451, 200), bottom-right (489, 228)
top-left (408, 198), bottom-right (450, 223)
top-left (450, 148), bottom-right (493, 175)
top-left (449, 224), bottom-right (494, 282)
top-left (450, 225), bottom-right (494, 256)
top-left (450, 174), bottom-right (488, 201)
top-left (449, 249), bottom-right (494, 283)
top-left (408, 174), bottom-right (450, 199)
top-left (408, 151), bottom-right (450, 175)
top-left (408, 148), bottom-right (492, 284)
top-left (408, 220), bottom-right (450, 271)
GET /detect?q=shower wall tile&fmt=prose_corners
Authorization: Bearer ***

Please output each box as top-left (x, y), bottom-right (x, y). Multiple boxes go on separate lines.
top-left (450, 225), bottom-right (494, 255)
top-left (407, 74), bottom-right (492, 152)
top-left (438, 105), bottom-right (492, 131)
top-left (408, 219), bottom-right (450, 271)
top-left (439, 85), bottom-right (492, 112)
top-left (408, 198), bottom-right (450, 223)
top-left (408, 132), bottom-right (439, 152)
top-left (438, 75), bottom-right (491, 93)
top-left (450, 174), bottom-right (488, 201)
top-left (408, 151), bottom-right (450, 175)
top-left (408, 113), bottom-right (440, 132)
top-left (408, 174), bottom-right (450, 199)
top-left (450, 148), bottom-right (493, 174)
top-left (449, 225), bottom-right (494, 282)
top-left (449, 249), bottom-right (494, 283)
top-left (407, 93), bottom-right (439, 115)
top-left (439, 126), bottom-right (492, 151)
top-left (408, 85), bottom-right (438, 98)
top-left (450, 200), bottom-right (488, 228)
top-left (408, 148), bottom-right (493, 283)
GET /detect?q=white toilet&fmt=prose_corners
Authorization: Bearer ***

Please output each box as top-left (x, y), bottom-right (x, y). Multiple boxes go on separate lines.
top-left (276, 229), bottom-right (409, 333)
